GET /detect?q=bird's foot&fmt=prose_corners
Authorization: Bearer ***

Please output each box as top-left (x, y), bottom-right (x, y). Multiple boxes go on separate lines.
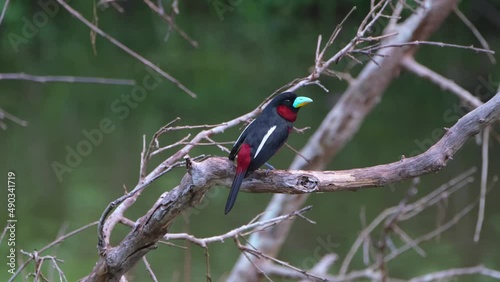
top-left (264, 162), bottom-right (275, 170)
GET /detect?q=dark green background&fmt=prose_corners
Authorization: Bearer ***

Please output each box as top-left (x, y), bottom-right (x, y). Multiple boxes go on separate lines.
top-left (1, 0), bottom-right (499, 281)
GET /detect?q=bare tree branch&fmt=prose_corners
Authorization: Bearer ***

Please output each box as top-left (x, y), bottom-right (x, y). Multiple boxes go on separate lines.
top-left (401, 56), bottom-right (483, 108)
top-left (0, 0), bottom-right (10, 27)
top-left (143, 0), bottom-right (198, 47)
top-left (353, 40), bottom-right (495, 55)
top-left (142, 256), bottom-right (159, 282)
top-left (453, 7), bottom-right (496, 64)
top-left (262, 264), bottom-right (380, 282)
top-left (340, 166), bottom-right (477, 274)
top-left (474, 126), bottom-right (490, 242)
top-left (9, 222), bottom-right (98, 282)
top-left (54, 0), bottom-right (197, 98)
top-left (163, 206), bottom-right (313, 248)
top-left (0, 73), bottom-right (135, 85)
top-left (407, 265), bottom-right (500, 282)
top-left (0, 107), bottom-right (28, 130)
top-left (83, 91), bottom-right (500, 281)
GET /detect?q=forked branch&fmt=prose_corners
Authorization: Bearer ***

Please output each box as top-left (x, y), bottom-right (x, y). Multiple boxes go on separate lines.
top-left (84, 92), bottom-right (499, 281)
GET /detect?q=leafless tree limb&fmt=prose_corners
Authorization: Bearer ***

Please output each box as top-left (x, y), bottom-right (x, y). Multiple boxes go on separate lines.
top-left (54, 0), bottom-right (197, 98)
top-left (407, 265), bottom-right (500, 282)
top-left (83, 91), bottom-right (500, 281)
top-left (0, 73), bottom-right (135, 86)
top-left (19, 250), bottom-right (68, 282)
top-left (384, 197), bottom-right (479, 263)
top-left (143, 0), bottom-right (198, 47)
top-left (229, 1), bottom-right (481, 278)
top-left (453, 7), bottom-right (496, 64)
top-left (0, 0), bottom-right (10, 27)
top-left (0, 107), bottom-right (28, 130)
top-left (353, 40), bottom-right (495, 55)
top-left (8, 222), bottom-right (98, 282)
top-left (300, 254), bottom-right (338, 282)
top-left (163, 206), bottom-right (312, 248)
top-left (236, 237), bottom-right (328, 282)
top-left (142, 256), bottom-right (159, 282)
top-left (340, 167), bottom-right (476, 274)
top-left (262, 263), bottom-right (381, 282)
top-left (401, 56), bottom-right (483, 108)
top-left (474, 126), bottom-right (490, 242)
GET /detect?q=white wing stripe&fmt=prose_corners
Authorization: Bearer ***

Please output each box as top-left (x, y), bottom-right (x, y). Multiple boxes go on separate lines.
top-left (254, 125), bottom-right (277, 158)
top-left (234, 120), bottom-right (254, 147)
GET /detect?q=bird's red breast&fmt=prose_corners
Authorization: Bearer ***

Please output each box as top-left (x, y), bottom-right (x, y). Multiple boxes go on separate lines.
top-left (236, 143), bottom-right (252, 173)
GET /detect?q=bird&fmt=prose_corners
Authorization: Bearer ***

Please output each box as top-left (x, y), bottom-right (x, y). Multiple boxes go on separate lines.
top-left (225, 92), bottom-right (313, 214)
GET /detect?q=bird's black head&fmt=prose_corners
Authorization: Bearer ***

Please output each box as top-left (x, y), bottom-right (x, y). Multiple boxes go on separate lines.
top-left (268, 92), bottom-right (313, 122)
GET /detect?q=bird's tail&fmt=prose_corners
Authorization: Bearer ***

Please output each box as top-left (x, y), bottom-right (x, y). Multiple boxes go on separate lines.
top-left (225, 171), bottom-right (245, 214)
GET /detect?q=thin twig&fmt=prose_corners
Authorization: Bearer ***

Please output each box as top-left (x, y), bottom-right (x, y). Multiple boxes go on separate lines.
top-left (385, 198), bottom-right (479, 262)
top-left (453, 7), bottom-right (496, 64)
top-left (0, 73), bottom-right (135, 85)
top-left (8, 221), bottom-right (97, 282)
top-left (284, 143), bottom-right (310, 164)
top-left (0, 107), bottom-right (28, 128)
top-left (474, 126), bottom-right (489, 242)
top-left (164, 206), bottom-right (313, 247)
top-left (391, 225), bottom-right (426, 257)
top-left (339, 168), bottom-right (476, 275)
top-left (0, 0), bottom-right (10, 27)
top-left (47, 222), bottom-right (69, 281)
top-left (355, 40), bottom-right (496, 55)
top-left (54, 0), bottom-right (197, 98)
top-left (401, 56), bottom-right (483, 109)
top-left (143, 0), bottom-right (198, 47)
top-left (239, 242), bottom-right (328, 281)
top-left (236, 238), bottom-right (273, 282)
top-left (143, 256), bottom-right (159, 282)
top-left (408, 265), bottom-right (500, 282)
top-left (21, 250), bottom-right (68, 282)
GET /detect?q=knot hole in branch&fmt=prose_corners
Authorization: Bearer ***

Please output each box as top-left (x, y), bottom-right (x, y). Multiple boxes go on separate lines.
top-left (297, 175), bottom-right (319, 192)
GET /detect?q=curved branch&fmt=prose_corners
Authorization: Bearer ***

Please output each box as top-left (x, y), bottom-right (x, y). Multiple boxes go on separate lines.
top-left (83, 92), bottom-right (499, 281)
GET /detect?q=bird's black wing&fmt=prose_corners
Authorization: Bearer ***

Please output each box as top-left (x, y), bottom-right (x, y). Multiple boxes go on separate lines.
top-left (228, 120), bottom-right (255, 160)
top-left (247, 120), bottom-right (290, 172)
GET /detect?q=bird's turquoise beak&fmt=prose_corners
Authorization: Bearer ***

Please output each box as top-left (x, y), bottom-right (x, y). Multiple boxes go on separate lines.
top-left (293, 96), bottom-right (313, 108)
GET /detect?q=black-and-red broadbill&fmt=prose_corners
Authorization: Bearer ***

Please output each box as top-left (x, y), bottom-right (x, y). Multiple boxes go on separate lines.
top-left (225, 92), bottom-right (313, 214)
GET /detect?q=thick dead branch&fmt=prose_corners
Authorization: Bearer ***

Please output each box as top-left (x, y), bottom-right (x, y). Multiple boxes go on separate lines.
top-left (83, 92), bottom-right (499, 281)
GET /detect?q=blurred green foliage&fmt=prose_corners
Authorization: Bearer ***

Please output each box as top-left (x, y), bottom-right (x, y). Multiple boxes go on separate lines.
top-left (1, 0), bottom-right (499, 281)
